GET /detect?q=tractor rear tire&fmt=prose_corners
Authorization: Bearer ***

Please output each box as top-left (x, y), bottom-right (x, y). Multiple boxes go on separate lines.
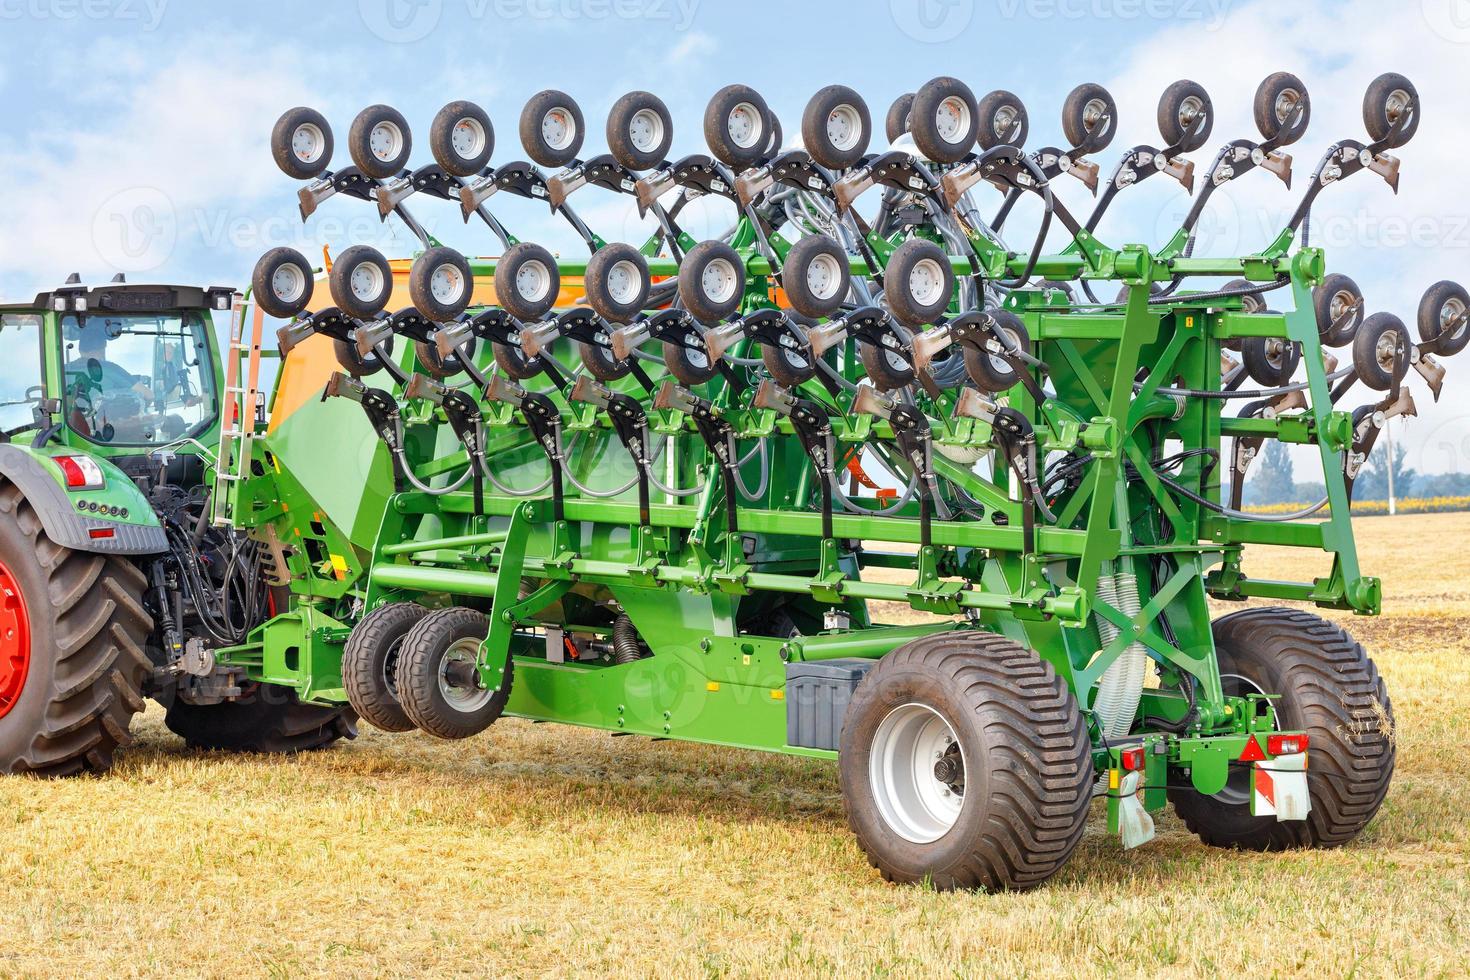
top-left (164, 684), bottom-right (358, 754)
top-left (1168, 608), bottom-right (1394, 851)
top-left (0, 484), bottom-right (153, 776)
top-left (839, 630), bottom-right (1092, 891)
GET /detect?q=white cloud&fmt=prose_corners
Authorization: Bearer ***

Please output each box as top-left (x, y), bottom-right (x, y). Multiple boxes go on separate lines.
top-left (666, 29), bottom-right (716, 66)
top-left (1092, 0), bottom-right (1470, 473)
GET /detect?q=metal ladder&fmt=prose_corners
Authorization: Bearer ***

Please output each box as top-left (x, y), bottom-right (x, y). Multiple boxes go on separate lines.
top-left (212, 295), bottom-right (265, 526)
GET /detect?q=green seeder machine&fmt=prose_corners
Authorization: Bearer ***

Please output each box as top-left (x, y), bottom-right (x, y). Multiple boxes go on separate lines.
top-left (2, 71), bottom-right (1455, 891)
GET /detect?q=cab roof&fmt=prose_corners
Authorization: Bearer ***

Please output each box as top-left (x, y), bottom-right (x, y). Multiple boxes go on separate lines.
top-left (0, 274), bottom-right (235, 315)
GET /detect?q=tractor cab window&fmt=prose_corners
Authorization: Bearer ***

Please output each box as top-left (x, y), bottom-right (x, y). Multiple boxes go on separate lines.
top-left (0, 314), bottom-right (46, 434)
top-left (60, 312), bottom-right (218, 446)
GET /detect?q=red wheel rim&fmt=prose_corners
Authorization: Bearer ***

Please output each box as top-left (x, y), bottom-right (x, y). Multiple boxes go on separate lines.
top-left (0, 558), bottom-right (32, 720)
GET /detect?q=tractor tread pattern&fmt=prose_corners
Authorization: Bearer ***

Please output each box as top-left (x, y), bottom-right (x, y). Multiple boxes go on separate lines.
top-left (1170, 607), bottom-right (1394, 850)
top-left (842, 631), bottom-right (1092, 892)
top-left (342, 602), bottom-right (427, 732)
top-left (0, 483), bottom-right (152, 776)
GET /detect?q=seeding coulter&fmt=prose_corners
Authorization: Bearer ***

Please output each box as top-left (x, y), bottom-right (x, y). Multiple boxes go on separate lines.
top-left (1, 72), bottom-right (1451, 890)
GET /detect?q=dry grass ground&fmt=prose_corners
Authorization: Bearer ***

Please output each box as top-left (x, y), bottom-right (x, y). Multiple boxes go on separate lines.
top-left (3, 514), bottom-right (1469, 977)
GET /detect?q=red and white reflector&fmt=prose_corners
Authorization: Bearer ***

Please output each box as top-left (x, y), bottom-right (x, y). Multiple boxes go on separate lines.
top-left (1267, 733), bottom-right (1310, 756)
top-left (1238, 734), bottom-right (1267, 762)
top-left (1252, 751), bottom-right (1311, 821)
top-left (54, 455), bottom-right (105, 491)
top-left (1120, 747), bottom-right (1146, 772)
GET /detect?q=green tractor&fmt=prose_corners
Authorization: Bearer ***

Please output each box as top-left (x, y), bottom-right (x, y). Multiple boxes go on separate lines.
top-left (0, 275), bottom-right (354, 775)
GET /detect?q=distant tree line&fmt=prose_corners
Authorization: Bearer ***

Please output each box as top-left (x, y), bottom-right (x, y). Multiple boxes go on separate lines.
top-left (1227, 440), bottom-right (1470, 506)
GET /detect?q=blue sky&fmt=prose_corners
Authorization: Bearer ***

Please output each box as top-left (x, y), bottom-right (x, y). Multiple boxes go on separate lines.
top-left (2, 0), bottom-right (1469, 473)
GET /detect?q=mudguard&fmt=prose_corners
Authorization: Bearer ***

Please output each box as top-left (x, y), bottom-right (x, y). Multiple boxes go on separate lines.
top-left (0, 444), bottom-right (165, 555)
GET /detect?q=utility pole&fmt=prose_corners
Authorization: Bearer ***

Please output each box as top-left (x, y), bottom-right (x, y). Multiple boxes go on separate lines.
top-left (1386, 417), bottom-right (1397, 516)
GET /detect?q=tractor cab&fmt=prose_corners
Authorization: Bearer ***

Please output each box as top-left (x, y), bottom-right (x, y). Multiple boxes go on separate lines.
top-left (0, 276), bottom-right (230, 469)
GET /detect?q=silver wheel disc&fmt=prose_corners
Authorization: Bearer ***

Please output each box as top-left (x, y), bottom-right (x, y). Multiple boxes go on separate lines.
top-left (516, 260), bottom-right (551, 302)
top-left (451, 117), bottom-right (487, 160)
top-left (988, 327), bottom-right (1020, 373)
top-left (350, 262), bottom-right (385, 302)
top-left (826, 104), bottom-right (862, 151)
top-left (1375, 330), bottom-right (1400, 371)
top-left (292, 123), bottom-right (326, 165)
top-left (727, 102), bottom-right (762, 149)
top-left (369, 121), bottom-right (404, 163)
top-left (991, 104), bottom-right (1019, 142)
top-left (542, 108), bottom-right (577, 151)
top-left (805, 252), bottom-right (843, 300)
top-left (702, 258), bottom-right (738, 304)
top-left (1441, 298), bottom-right (1467, 341)
top-left (1177, 95), bottom-right (1203, 131)
top-left (438, 638), bottom-right (493, 711)
top-left (1386, 88), bottom-right (1411, 126)
top-left (606, 259), bottom-right (641, 304)
top-left (908, 257), bottom-right (946, 307)
top-left (935, 95), bottom-right (971, 145)
top-left (629, 108), bottom-right (664, 153)
top-left (272, 264), bottom-right (306, 304)
top-left (870, 703), bottom-right (966, 844)
top-left (431, 264), bottom-right (465, 304)
top-left (1274, 89), bottom-right (1302, 125)
top-left (1083, 97), bottom-right (1112, 140)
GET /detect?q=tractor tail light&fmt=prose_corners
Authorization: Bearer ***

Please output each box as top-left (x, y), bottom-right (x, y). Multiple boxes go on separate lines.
top-left (1267, 734), bottom-right (1310, 756)
top-left (1120, 747), bottom-right (1146, 771)
top-left (55, 455), bottom-right (105, 491)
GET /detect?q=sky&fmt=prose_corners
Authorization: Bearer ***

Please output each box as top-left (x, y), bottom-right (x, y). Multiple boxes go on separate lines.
top-left (1, 0), bottom-right (1469, 475)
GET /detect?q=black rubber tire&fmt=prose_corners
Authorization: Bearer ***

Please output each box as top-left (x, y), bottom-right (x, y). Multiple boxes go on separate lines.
top-left (1156, 79), bottom-right (1213, 151)
top-left (429, 100), bottom-right (494, 177)
top-left (859, 334), bottom-right (916, 391)
top-left (252, 247), bottom-right (315, 319)
top-left (1362, 72), bottom-right (1418, 149)
top-left (584, 243), bottom-right (651, 324)
top-left (678, 240), bottom-right (746, 324)
top-left (962, 311), bottom-right (1030, 393)
top-left (884, 238), bottom-right (954, 328)
top-left (1313, 272), bottom-right (1364, 348)
top-left (333, 330), bottom-right (394, 378)
top-left (396, 607), bottom-right (512, 740)
top-left (1416, 279), bottom-right (1470, 356)
top-left (166, 684), bottom-right (357, 753)
top-left (1061, 82), bottom-right (1117, 154)
top-left (409, 246), bottom-right (474, 322)
top-left (1169, 608), bottom-right (1394, 850)
top-left (703, 84), bottom-right (772, 169)
top-left (577, 324), bottom-right (632, 382)
top-left (329, 245), bottom-right (393, 320)
top-left (415, 335), bottom-right (476, 380)
top-left (492, 339), bottom-right (544, 381)
top-left (1036, 279), bottom-right (1074, 302)
top-left (606, 91), bottom-right (673, 171)
top-left (764, 110), bottom-right (784, 160)
top-left (662, 333), bottom-right (719, 386)
top-left (909, 77), bottom-right (978, 164)
top-left (1353, 311), bottom-right (1409, 392)
top-left (494, 242), bottom-right (561, 322)
top-left (1223, 278), bottom-right (1267, 314)
top-left (762, 334), bottom-right (817, 387)
top-left (0, 485), bottom-right (152, 776)
top-left (1241, 334), bottom-right (1301, 387)
top-left (885, 93), bottom-right (914, 144)
top-left (342, 602), bottom-right (427, 733)
top-left (782, 234), bottom-right (851, 319)
top-left (1253, 72), bottom-right (1310, 145)
top-left (271, 107), bottom-right (333, 180)
top-left (348, 104), bottom-right (412, 180)
top-left (801, 85), bottom-right (872, 170)
top-left (975, 89), bottom-right (1028, 150)
top-left (839, 630), bottom-right (1092, 891)
top-left (519, 90), bottom-right (584, 168)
